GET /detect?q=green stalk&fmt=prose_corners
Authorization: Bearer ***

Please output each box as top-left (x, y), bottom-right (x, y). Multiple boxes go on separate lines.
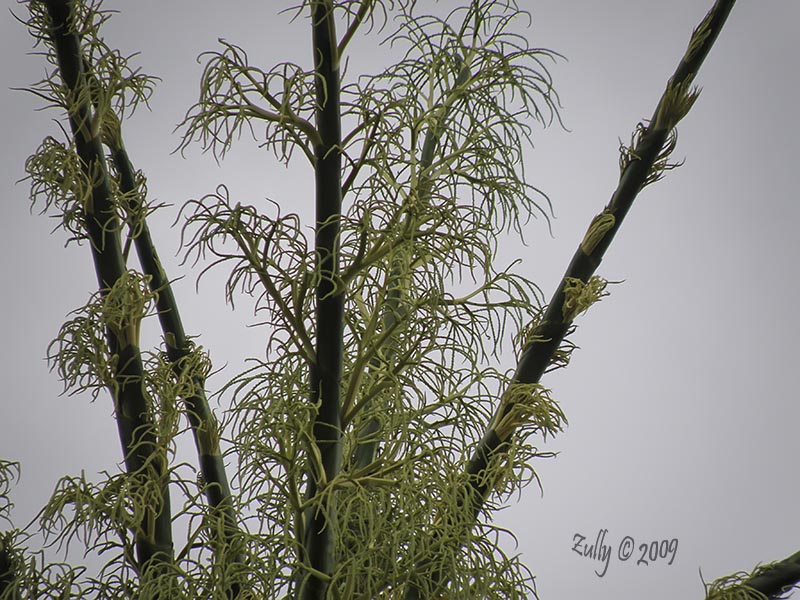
top-left (470, 0), bottom-right (735, 519)
top-left (724, 549), bottom-right (800, 599)
top-left (348, 62), bottom-right (474, 599)
top-left (300, 2), bottom-right (344, 598)
top-left (404, 1), bottom-right (736, 597)
top-left (107, 127), bottom-right (243, 596)
top-left (0, 533), bottom-right (21, 600)
top-left (349, 266), bottom-right (405, 470)
top-left (43, 0), bottom-right (173, 576)
top-left (350, 57), bottom-right (471, 470)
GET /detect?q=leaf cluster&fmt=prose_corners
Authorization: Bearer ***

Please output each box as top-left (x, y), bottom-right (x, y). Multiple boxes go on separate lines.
top-left (11, 0), bottom-right (597, 598)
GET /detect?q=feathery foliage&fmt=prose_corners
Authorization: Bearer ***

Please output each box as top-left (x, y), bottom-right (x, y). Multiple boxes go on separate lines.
top-left (5, 1), bottom-right (792, 600)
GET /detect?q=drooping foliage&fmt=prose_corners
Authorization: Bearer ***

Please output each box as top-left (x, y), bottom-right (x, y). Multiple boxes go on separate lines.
top-left (176, 3), bottom-right (562, 597)
top-left (7, 2), bottom-right (794, 600)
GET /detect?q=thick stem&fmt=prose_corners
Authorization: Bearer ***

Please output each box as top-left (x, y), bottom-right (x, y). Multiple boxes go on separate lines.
top-left (300, 2), bottom-right (344, 599)
top-left (404, 1), bottom-right (737, 597)
top-left (736, 549), bottom-right (800, 599)
top-left (479, 0), bottom-right (736, 510)
top-left (43, 0), bottom-right (173, 576)
top-left (110, 140), bottom-right (243, 596)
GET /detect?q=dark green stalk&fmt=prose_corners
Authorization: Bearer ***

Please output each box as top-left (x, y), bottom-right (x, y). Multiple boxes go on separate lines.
top-left (458, 127), bottom-right (670, 514)
top-left (470, 0), bottom-right (736, 520)
top-left (733, 549), bottom-right (800, 599)
top-left (404, 1), bottom-right (736, 598)
top-left (81, 39), bottom-right (243, 595)
top-left (109, 133), bottom-right (243, 596)
top-left (348, 53), bottom-right (474, 594)
top-left (0, 533), bottom-right (21, 600)
top-left (43, 0), bottom-right (173, 576)
top-left (300, 2), bottom-right (344, 599)
top-left (349, 272), bottom-right (404, 470)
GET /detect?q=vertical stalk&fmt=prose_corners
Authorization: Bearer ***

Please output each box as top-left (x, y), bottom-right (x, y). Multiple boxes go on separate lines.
top-left (43, 0), bottom-right (173, 577)
top-left (349, 271), bottom-right (405, 470)
top-left (300, 2), bottom-right (343, 598)
top-left (350, 58), bottom-right (471, 470)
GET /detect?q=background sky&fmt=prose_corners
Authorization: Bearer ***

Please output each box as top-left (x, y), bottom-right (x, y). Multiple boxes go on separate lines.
top-left (2, 2), bottom-right (799, 599)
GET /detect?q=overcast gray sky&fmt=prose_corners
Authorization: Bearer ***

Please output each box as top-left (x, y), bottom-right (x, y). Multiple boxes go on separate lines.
top-left (2, 2), bottom-right (799, 599)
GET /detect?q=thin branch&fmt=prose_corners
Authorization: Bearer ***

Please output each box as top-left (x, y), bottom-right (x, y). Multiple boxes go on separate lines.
top-left (337, 0), bottom-right (373, 58)
top-left (233, 231), bottom-right (316, 360)
top-left (340, 112), bottom-right (381, 197)
top-left (235, 80), bottom-right (322, 149)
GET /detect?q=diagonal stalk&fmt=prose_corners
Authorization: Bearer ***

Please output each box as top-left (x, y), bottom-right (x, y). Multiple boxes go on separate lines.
top-left (105, 117), bottom-right (244, 596)
top-left (474, 0), bottom-right (736, 520)
top-left (43, 0), bottom-right (174, 578)
top-left (404, 1), bottom-right (737, 597)
top-left (719, 549), bottom-right (800, 599)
